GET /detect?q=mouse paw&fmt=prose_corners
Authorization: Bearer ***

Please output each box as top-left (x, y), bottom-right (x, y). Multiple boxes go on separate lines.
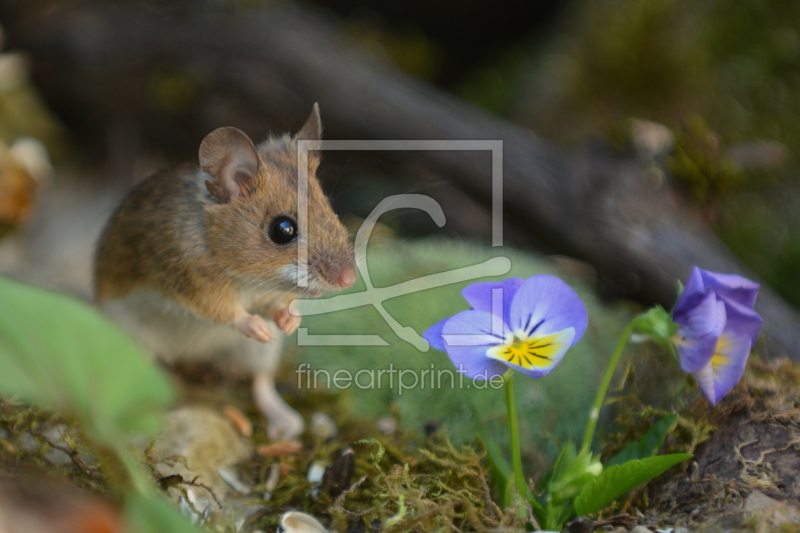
top-left (267, 407), bottom-right (305, 441)
top-left (273, 307), bottom-right (301, 336)
top-left (235, 314), bottom-right (274, 343)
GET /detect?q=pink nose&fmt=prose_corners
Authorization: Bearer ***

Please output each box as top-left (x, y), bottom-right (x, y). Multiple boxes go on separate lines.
top-left (338, 266), bottom-right (356, 288)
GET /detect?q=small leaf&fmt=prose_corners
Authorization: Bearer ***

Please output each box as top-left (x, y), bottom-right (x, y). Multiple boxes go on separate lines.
top-left (0, 277), bottom-right (174, 446)
top-left (545, 441), bottom-right (577, 493)
top-left (574, 454), bottom-right (692, 516)
top-left (606, 414), bottom-right (679, 467)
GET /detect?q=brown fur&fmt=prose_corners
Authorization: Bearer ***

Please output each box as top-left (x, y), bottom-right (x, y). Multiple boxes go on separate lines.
top-left (94, 112), bottom-right (354, 327)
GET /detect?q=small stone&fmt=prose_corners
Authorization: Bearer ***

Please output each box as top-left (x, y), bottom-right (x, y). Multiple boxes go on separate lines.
top-left (42, 425), bottom-right (72, 465)
top-left (222, 406), bottom-right (252, 437)
top-left (630, 526), bottom-right (654, 533)
top-left (564, 516), bottom-right (594, 533)
top-left (744, 490), bottom-right (800, 525)
top-left (630, 118), bottom-right (674, 158)
top-left (255, 439), bottom-right (302, 458)
top-left (149, 406), bottom-right (252, 519)
top-left (279, 511), bottom-right (329, 533)
top-left (321, 447), bottom-right (355, 497)
top-left (309, 412), bottom-right (338, 440)
top-left (376, 416), bottom-right (397, 435)
top-left (423, 420), bottom-right (440, 436)
top-left (307, 461), bottom-right (327, 484)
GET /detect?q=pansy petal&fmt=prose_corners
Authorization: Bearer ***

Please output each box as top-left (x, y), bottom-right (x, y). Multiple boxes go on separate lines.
top-left (722, 298), bottom-right (763, 347)
top-left (423, 317), bottom-right (449, 352)
top-left (442, 310), bottom-right (507, 347)
top-left (439, 310), bottom-right (509, 380)
top-left (700, 270), bottom-right (760, 309)
top-left (693, 332), bottom-right (751, 406)
top-left (487, 327), bottom-right (575, 378)
top-left (509, 275), bottom-right (588, 346)
top-left (461, 278), bottom-right (524, 324)
top-left (675, 296), bottom-right (725, 374)
top-left (446, 344), bottom-right (510, 380)
top-left (673, 267), bottom-right (706, 319)
top-left (676, 291), bottom-right (723, 340)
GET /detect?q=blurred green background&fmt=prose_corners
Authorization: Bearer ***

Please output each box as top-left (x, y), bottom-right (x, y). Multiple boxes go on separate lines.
top-left (307, 0), bottom-right (800, 309)
top-left (4, 0), bottom-right (800, 306)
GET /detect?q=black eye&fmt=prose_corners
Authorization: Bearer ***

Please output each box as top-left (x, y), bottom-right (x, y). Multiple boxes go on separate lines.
top-left (269, 216), bottom-right (298, 244)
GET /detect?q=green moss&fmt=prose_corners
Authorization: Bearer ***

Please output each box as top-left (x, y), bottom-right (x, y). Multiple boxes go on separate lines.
top-left (668, 118), bottom-right (744, 204)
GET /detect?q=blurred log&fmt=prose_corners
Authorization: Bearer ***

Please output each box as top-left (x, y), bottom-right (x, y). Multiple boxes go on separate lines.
top-left (2, 0), bottom-right (799, 358)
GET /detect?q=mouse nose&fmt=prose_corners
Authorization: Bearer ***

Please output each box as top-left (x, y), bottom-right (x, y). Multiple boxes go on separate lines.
top-left (338, 266), bottom-right (356, 288)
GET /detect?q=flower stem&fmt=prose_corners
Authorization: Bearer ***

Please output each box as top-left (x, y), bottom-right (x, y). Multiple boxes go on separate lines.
top-left (580, 319), bottom-right (637, 454)
top-left (505, 371), bottom-right (528, 502)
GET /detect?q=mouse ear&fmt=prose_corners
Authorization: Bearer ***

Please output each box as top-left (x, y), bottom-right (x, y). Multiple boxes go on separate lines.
top-left (199, 127), bottom-right (259, 203)
top-left (295, 103), bottom-right (323, 151)
top-left (295, 104), bottom-right (323, 173)
top-left (296, 103), bottom-right (322, 142)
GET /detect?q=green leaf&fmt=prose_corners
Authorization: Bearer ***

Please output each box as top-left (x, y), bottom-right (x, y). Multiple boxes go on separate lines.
top-left (124, 491), bottom-right (203, 533)
top-left (574, 454), bottom-right (692, 516)
top-left (632, 306), bottom-right (679, 345)
top-left (545, 441), bottom-right (577, 494)
top-left (606, 414), bottom-right (679, 467)
top-left (527, 492), bottom-right (546, 520)
top-left (548, 445), bottom-right (601, 504)
top-left (0, 276), bottom-right (175, 446)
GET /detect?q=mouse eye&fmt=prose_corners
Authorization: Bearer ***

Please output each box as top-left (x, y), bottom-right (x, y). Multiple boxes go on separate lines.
top-left (269, 216), bottom-right (298, 244)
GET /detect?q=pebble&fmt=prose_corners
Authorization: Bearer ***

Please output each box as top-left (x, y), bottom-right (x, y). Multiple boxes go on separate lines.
top-left (743, 490), bottom-right (800, 525)
top-left (149, 406), bottom-right (252, 521)
top-left (310, 412), bottom-right (338, 440)
top-left (564, 516), bottom-right (594, 533)
top-left (307, 461), bottom-right (327, 484)
top-left (376, 416), bottom-right (397, 435)
top-left (279, 511), bottom-right (329, 533)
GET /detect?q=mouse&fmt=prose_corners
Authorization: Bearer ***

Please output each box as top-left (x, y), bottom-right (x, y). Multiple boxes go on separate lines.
top-left (93, 104), bottom-right (355, 440)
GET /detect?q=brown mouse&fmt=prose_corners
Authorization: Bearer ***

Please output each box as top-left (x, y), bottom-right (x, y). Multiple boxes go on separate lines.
top-left (94, 104), bottom-right (355, 440)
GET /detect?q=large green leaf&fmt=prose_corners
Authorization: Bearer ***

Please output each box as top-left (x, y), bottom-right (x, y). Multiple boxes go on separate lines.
top-left (606, 414), bottom-right (679, 467)
top-left (0, 276), bottom-right (174, 445)
top-left (124, 491), bottom-right (204, 533)
top-left (574, 454), bottom-right (692, 516)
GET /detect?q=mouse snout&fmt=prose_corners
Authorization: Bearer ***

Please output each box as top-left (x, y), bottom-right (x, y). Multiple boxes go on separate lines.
top-left (337, 265), bottom-right (356, 288)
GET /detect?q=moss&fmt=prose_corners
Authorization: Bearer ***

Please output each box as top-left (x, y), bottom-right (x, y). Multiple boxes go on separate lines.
top-left (0, 399), bottom-right (111, 495)
top-left (668, 118), bottom-right (744, 205)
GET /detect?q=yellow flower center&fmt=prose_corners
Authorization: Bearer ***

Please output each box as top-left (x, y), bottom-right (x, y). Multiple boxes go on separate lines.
top-left (489, 332), bottom-right (564, 370)
top-left (711, 335), bottom-right (729, 368)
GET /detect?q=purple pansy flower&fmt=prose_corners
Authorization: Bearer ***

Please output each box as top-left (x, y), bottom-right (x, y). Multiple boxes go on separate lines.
top-left (424, 275), bottom-right (588, 380)
top-left (672, 267), bottom-right (762, 405)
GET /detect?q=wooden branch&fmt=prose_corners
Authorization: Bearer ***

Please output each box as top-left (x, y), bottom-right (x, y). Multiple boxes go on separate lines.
top-left (4, 0), bottom-right (799, 357)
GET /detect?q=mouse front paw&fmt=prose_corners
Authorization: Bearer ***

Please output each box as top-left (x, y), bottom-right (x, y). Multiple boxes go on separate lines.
top-left (235, 314), bottom-right (274, 343)
top-left (273, 307), bottom-right (301, 336)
